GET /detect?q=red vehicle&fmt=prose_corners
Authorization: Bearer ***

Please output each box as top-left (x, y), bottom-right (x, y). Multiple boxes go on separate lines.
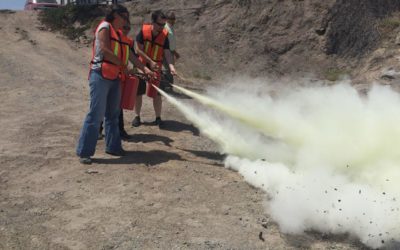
top-left (24, 0), bottom-right (60, 10)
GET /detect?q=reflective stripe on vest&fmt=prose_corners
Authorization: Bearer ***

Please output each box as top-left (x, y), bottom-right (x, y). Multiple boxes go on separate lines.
top-left (141, 24), bottom-right (168, 63)
top-left (125, 45), bottom-right (130, 65)
top-left (144, 41), bottom-right (150, 54)
top-left (114, 43), bottom-right (119, 56)
top-left (118, 30), bottom-right (133, 67)
top-left (153, 45), bottom-right (159, 61)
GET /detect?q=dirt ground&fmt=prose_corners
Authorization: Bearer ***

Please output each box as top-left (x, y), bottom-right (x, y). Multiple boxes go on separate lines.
top-left (0, 11), bottom-right (368, 249)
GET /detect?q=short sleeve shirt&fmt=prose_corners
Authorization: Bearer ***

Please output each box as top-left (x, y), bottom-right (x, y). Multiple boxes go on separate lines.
top-left (91, 21), bottom-right (110, 70)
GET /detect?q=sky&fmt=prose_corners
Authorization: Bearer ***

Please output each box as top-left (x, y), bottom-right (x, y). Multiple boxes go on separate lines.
top-left (0, 0), bottom-right (26, 10)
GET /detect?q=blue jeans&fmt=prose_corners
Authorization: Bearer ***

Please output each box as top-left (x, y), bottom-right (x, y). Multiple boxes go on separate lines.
top-left (76, 70), bottom-right (122, 157)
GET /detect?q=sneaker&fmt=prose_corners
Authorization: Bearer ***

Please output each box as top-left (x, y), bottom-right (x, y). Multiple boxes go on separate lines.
top-left (131, 116), bottom-right (141, 127)
top-left (79, 157), bottom-right (92, 165)
top-left (106, 149), bottom-right (126, 157)
top-left (154, 117), bottom-right (165, 128)
top-left (120, 130), bottom-right (131, 140)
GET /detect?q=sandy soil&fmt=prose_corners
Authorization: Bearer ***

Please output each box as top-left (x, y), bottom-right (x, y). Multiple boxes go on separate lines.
top-left (0, 11), bottom-right (366, 249)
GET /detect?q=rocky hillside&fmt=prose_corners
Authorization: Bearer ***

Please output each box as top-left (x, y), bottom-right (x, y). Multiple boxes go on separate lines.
top-left (124, 0), bottom-right (400, 86)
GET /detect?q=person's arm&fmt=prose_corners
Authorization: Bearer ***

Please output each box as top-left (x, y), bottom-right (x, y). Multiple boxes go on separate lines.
top-left (162, 36), bottom-right (177, 75)
top-left (164, 49), bottom-right (176, 75)
top-left (98, 28), bottom-right (123, 66)
top-left (134, 42), bottom-right (158, 71)
top-left (168, 28), bottom-right (180, 61)
top-left (128, 51), bottom-right (153, 76)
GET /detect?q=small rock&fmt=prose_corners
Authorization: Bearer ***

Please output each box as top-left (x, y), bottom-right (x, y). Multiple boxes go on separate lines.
top-left (315, 27), bottom-right (326, 35)
top-left (381, 68), bottom-right (400, 81)
top-left (85, 169), bottom-right (99, 174)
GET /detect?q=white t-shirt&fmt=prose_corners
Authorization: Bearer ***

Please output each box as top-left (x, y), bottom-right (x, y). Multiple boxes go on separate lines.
top-left (91, 22), bottom-right (110, 70)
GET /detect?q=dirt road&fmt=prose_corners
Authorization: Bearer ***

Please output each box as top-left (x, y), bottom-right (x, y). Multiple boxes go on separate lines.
top-left (0, 11), bottom-right (364, 249)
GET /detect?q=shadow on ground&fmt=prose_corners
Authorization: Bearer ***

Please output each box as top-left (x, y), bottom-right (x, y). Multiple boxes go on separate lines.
top-left (92, 150), bottom-right (182, 166)
top-left (127, 133), bottom-right (173, 146)
top-left (159, 120), bottom-right (200, 135)
top-left (182, 149), bottom-right (225, 162)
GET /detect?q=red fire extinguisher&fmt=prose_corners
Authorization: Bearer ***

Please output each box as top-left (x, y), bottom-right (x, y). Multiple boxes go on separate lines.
top-left (120, 74), bottom-right (139, 110)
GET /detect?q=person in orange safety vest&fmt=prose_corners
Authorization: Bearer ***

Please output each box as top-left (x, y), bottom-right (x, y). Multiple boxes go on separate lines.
top-left (131, 10), bottom-right (177, 129)
top-left (77, 5), bottom-right (152, 165)
top-left (98, 18), bottom-right (153, 140)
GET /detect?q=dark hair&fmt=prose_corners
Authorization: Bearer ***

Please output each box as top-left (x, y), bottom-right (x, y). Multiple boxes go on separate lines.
top-left (166, 11), bottom-right (175, 20)
top-left (151, 10), bottom-right (166, 23)
top-left (105, 4), bottom-right (129, 22)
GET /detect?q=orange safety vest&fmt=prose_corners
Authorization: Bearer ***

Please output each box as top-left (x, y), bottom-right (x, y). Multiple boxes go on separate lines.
top-left (90, 20), bottom-right (123, 81)
top-left (118, 30), bottom-right (134, 68)
top-left (139, 24), bottom-right (168, 98)
top-left (118, 30), bottom-right (134, 82)
top-left (139, 23), bottom-right (168, 65)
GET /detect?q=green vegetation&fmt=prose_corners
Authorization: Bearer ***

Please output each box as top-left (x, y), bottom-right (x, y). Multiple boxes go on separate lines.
top-left (39, 4), bottom-right (107, 40)
top-left (379, 16), bottom-right (400, 31)
top-left (193, 70), bottom-right (212, 81)
top-left (324, 68), bottom-right (349, 82)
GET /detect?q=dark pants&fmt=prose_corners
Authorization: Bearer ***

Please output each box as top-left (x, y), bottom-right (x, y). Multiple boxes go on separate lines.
top-left (99, 109), bottom-right (124, 135)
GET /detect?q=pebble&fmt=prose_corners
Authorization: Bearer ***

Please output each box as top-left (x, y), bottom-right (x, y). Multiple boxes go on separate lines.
top-left (85, 169), bottom-right (99, 174)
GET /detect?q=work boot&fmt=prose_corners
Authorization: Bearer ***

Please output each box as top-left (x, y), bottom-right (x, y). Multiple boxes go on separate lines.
top-left (131, 116), bottom-right (141, 127)
top-left (154, 117), bottom-right (165, 128)
top-left (106, 149), bottom-right (126, 157)
top-left (79, 157), bottom-right (92, 165)
top-left (120, 130), bottom-right (131, 140)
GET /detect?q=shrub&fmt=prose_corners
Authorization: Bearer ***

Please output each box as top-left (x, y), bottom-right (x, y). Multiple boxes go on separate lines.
top-left (324, 68), bottom-right (349, 82)
top-left (379, 16), bottom-right (400, 32)
top-left (39, 4), bottom-right (107, 40)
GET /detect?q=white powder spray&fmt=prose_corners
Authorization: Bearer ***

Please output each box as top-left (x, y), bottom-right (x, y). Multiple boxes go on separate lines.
top-left (157, 80), bottom-right (400, 248)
